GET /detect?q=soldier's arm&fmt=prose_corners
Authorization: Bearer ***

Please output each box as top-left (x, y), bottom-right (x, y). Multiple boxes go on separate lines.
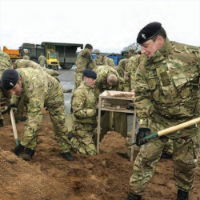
top-left (72, 90), bottom-right (96, 118)
top-left (43, 68), bottom-right (59, 76)
top-left (134, 69), bottom-right (154, 128)
top-left (117, 59), bottom-right (126, 77)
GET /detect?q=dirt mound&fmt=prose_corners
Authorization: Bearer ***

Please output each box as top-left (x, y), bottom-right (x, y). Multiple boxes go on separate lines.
top-left (0, 150), bottom-right (68, 200)
top-left (0, 113), bottom-right (199, 200)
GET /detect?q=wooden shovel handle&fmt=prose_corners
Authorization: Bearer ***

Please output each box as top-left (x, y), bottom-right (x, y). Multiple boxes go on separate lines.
top-left (157, 117), bottom-right (200, 136)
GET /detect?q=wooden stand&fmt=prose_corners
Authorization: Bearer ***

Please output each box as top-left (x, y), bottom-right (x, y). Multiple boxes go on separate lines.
top-left (97, 90), bottom-right (137, 161)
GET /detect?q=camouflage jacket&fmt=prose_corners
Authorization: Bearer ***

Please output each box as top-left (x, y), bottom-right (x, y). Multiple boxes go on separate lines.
top-left (75, 49), bottom-right (96, 73)
top-left (95, 65), bottom-right (124, 92)
top-left (117, 58), bottom-right (128, 78)
top-left (94, 55), bottom-right (107, 66)
top-left (72, 82), bottom-right (99, 124)
top-left (126, 54), bottom-right (146, 90)
top-left (23, 55), bottom-right (30, 60)
top-left (17, 68), bottom-right (63, 135)
top-left (0, 51), bottom-right (12, 107)
top-left (134, 38), bottom-right (200, 129)
top-left (15, 59), bottom-right (59, 77)
top-left (38, 55), bottom-right (46, 64)
top-left (0, 51), bottom-right (12, 73)
top-left (105, 57), bottom-right (115, 67)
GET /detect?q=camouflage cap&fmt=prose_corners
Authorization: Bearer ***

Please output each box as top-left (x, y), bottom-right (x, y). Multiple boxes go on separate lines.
top-left (1, 69), bottom-right (19, 90)
top-left (137, 22), bottom-right (162, 44)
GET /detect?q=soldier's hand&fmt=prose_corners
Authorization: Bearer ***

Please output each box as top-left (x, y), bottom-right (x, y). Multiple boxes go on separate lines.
top-left (135, 128), bottom-right (151, 146)
top-left (86, 109), bottom-right (97, 117)
top-left (1, 104), bottom-right (17, 114)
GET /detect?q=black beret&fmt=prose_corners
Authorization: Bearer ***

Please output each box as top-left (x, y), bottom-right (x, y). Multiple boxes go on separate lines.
top-left (1, 69), bottom-right (19, 90)
top-left (137, 22), bottom-right (162, 44)
top-left (82, 69), bottom-right (97, 79)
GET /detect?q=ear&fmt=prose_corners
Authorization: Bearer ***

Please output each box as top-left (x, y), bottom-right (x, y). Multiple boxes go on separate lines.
top-left (155, 35), bottom-right (164, 48)
top-left (156, 35), bottom-right (164, 43)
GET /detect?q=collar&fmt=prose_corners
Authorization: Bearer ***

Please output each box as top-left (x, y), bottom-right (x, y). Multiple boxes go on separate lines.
top-left (147, 38), bottom-right (172, 64)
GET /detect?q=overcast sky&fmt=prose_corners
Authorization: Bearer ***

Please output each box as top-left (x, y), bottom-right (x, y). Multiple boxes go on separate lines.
top-left (0, 0), bottom-right (199, 53)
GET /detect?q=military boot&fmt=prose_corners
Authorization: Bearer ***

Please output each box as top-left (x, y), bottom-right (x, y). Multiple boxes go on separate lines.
top-left (19, 148), bottom-right (35, 161)
top-left (13, 144), bottom-right (34, 161)
top-left (177, 189), bottom-right (189, 200)
top-left (61, 152), bottom-right (74, 161)
top-left (126, 193), bottom-right (141, 200)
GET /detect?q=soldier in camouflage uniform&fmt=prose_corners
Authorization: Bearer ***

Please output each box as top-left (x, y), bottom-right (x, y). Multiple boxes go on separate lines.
top-left (0, 51), bottom-right (12, 126)
top-left (93, 49), bottom-right (106, 66)
top-left (94, 65), bottom-right (126, 140)
top-left (126, 22), bottom-right (200, 200)
top-left (70, 69), bottom-right (98, 155)
top-left (75, 44), bottom-right (96, 88)
top-left (14, 59), bottom-right (59, 77)
top-left (95, 65), bottom-right (123, 92)
top-left (117, 49), bottom-right (136, 92)
top-left (105, 57), bottom-right (115, 67)
top-left (38, 54), bottom-right (47, 67)
top-left (22, 49), bottom-right (30, 60)
top-left (126, 52), bottom-right (173, 159)
top-left (12, 59), bottom-right (60, 122)
top-left (1, 68), bottom-right (74, 161)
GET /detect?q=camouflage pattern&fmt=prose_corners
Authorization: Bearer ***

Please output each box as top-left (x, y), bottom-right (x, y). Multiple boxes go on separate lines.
top-left (117, 58), bottom-right (130, 91)
top-left (105, 57), bottom-right (115, 67)
top-left (75, 49), bottom-right (96, 88)
top-left (14, 59), bottom-right (59, 77)
top-left (38, 55), bottom-right (46, 67)
top-left (0, 51), bottom-right (12, 72)
top-left (15, 68), bottom-right (71, 152)
top-left (94, 55), bottom-right (107, 66)
top-left (129, 39), bottom-right (200, 194)
top-left (71, 82), bottom-right (99, 155)
top-left (0, 51), bottom-right (12, 122)
top-left (12, 59), bottom-right (59, 120)
top-left (22, 55), bottom-right (30, 60)
top-left (126, 54), bottom-right (143, 91)
top-left (94, 65), bottom-right (123, 92)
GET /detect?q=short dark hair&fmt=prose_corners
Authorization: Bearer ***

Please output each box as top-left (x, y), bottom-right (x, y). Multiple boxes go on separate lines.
top-left (85, 44), bottom-right (93, 49)
top-left (152, 27), bottom-right (167, 41)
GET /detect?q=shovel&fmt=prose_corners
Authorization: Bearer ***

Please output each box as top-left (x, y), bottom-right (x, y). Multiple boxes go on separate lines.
top-left (131, 117), bottom-right (200, 145)
top-left (10, 108), bottom-right (20, 146)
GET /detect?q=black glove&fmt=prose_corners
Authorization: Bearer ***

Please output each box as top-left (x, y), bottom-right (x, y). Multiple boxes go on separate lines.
top-left (13, 143), bottom-right (24, 155)
top-left (127, 103), bottom-right (134, 110)
top-left (67, 132), bottom-right (75, 140)
top-left (1, 104), bottom-right (17, 114)
top-left (135, 128), bottom-right (151, 146)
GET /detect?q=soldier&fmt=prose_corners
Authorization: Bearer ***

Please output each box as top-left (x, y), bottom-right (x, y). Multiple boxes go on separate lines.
top-left (70, 69), bottom-right (98, 155)
top-left (95, 65), bottom-right (126, 140)
top-left (38, 54), bottom-right (47, 68)
top-left (105, 57), bottom-right (115, 67)
top-left (14, 59), bottom-right (59, 77)
top-left (12, 59), bottom-right (59, 122)
top-left (1, 68), bottom-right (74, 161)
top-left (95, 65), bottom-right (123, 92)
top-left (75, 44), bottom-right (96, 88)
top-left (93, 49), bottom-right (106, 66)
top-left (117, 49), bottom-right (136, 92)
top-left (0, 50), bottom-right (12, 127)
top-left (126, 22), bottom-right (200, 200)
top-left (22, 49), bottom-right (30, 60)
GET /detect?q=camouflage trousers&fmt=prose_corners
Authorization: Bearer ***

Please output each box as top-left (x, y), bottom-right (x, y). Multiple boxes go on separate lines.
top-left (70, 122), bottom-right (97, 155)
top-left (74, 72), bottom-right (83, 88)
top-left (21, 86), bottom-right (71, 153)
top-left (129, 127), bottom-right (200, 195)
